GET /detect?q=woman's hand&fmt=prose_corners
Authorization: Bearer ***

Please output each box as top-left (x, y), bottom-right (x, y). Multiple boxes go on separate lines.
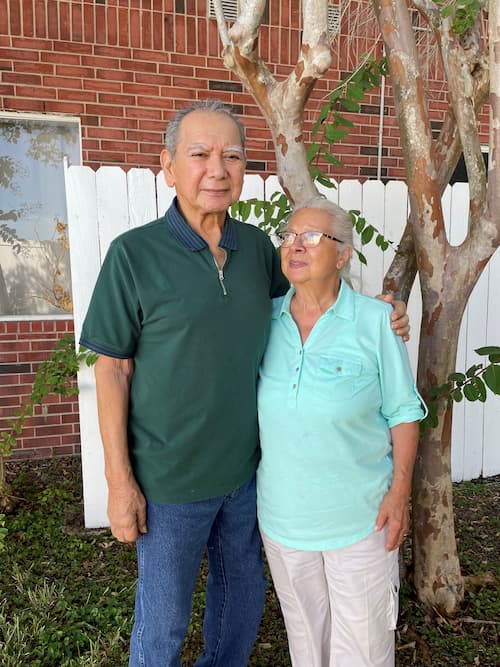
top-left (375, 487), bottom-right (410, 551)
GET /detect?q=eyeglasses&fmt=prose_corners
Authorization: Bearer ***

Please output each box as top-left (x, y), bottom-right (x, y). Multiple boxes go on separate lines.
top-left (275, 230), bottom-right (343, 248)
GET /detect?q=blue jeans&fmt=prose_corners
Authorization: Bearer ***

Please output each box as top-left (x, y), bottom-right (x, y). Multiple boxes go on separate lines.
top-left (129, 475), bottom-right (266, 667)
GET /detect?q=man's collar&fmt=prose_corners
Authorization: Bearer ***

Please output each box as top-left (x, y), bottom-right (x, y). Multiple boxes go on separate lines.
top-left (164, 198), bottom-right (238, 251)
top-left (277, 280), bottom-right (355, 321)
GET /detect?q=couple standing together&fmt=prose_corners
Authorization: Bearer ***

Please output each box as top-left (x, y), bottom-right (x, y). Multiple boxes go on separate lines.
top-left (81, 99), bottom-right (425, 667)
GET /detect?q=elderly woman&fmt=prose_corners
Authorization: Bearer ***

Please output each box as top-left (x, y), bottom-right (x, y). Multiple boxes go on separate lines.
top-left (257, 197), bottom-right (426, 667)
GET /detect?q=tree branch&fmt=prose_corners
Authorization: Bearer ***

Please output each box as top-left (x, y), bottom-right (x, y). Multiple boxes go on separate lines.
top-left (218, 0), bottom-right (332, 205)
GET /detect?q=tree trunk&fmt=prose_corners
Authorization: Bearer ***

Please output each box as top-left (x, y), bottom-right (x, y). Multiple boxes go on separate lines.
top-left (412, 306), bottom-right (466, 615)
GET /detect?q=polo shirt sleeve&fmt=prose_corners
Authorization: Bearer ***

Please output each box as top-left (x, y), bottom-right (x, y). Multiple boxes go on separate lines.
top-left (376, 305), bottom-right (427, 428)
top-left (80, 238), bottom-right (141, 359)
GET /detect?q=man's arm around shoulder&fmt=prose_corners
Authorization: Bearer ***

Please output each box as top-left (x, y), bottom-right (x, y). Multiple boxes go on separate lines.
top-left (95, 355), bottom-right (147, 543)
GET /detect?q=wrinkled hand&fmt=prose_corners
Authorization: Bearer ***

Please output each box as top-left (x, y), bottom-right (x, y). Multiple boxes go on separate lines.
top-left (375, 488), bottom-right (410, 551)
top-left (376, 293), bottom-right (410, 342)
top-left (107, 477), bottom-right (147, 543)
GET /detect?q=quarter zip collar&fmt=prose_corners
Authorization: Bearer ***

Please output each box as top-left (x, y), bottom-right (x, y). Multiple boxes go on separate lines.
top-left (164, 198), bottom-right (239, 251)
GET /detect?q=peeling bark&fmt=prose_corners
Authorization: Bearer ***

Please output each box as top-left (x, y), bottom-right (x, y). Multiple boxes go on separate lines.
top-left (373, 0), bottom-right (497, 616)
top-left (214, 0), bottom-right (332, 204)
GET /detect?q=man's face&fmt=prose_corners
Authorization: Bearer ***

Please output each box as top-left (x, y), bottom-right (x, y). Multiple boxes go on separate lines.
top-left (161, 111), bottom-right (246, 223)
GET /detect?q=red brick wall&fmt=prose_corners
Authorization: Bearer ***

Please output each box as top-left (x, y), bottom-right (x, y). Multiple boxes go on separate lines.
top-left (0, 1), bottom-right (490, 460)
top-left (0, 1), bottom-right (489, 178)
top-left (0, 319), bottom-right (80, 460)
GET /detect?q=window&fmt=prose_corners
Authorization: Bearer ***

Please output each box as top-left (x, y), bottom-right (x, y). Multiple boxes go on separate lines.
top-left (450, 147), bottom-right (488, 184)
top-left (0, 113), bottom-right (81, 317)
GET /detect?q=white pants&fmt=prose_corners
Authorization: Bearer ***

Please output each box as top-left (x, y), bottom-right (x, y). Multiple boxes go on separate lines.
top-left (261, 529), bottom-right (399, 667)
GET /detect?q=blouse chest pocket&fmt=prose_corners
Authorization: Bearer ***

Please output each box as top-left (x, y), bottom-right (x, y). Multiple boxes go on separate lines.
top-left (312, 355), bottom-right (364, 400)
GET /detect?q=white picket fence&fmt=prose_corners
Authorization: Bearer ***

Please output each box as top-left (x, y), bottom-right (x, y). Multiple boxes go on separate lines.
top-left (64, 165), bottom-right (500, 528)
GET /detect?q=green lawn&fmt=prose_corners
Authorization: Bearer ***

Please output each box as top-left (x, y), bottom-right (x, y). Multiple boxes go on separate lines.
top-left (1, 457), bottom-right (498, 666)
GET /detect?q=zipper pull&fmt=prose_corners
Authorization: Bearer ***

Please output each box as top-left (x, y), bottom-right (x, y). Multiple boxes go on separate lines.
top-left (218, 269), bottom-right (228, 296)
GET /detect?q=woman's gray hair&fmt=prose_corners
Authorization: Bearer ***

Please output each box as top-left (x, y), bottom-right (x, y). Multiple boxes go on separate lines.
top-left (164, 99), bottom-right (246, 159)
top-left (290, 196), bottom-right (354, 279)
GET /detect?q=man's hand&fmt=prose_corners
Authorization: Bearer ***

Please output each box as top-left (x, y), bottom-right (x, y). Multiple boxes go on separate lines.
top-left (107, 476), bottom-right (147, 543)
top-left (376, 293), bottom-right (410, 341)
top-left (375, 487), bottom-right (409, 551)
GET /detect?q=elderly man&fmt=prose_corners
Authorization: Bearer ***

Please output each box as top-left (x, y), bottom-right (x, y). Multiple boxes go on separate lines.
top-left (80, 99), bottom-right (409, 667)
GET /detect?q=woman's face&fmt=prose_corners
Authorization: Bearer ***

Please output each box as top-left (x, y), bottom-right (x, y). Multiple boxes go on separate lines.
top-left (280, 208), bottom-right (351, 288)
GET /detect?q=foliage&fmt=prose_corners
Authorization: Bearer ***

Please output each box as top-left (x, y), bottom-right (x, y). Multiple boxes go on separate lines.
top-left (309, 55), bottom-right (387, 187)
top-left (231, 56), bottom-right (394, 265)
top-left (1, 457), bottom-right (498, 666)
top-left (422, 347), bottom-right (500, 433)
top-left (0, 335), bottom-right (97, 483)
top-left (230, 191), bottom-right (291, 235)
top-left (435, 0), bottom-right (482, 35)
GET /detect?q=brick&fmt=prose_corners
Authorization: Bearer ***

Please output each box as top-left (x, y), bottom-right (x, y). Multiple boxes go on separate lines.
top-left (34, 0), bottom-right (47, 38)
top-left (70, 1), bottom-right (83, 42)
top-left (0, 84), bottom-right (16, 96)
top-left (118, 7), bottom-right (129, 47)
top-left (41, 51), bottom-right (80, 66)
top-left (53, 444), bottom-right (78, 455)
top-left (10, 0), bottom-right (22, 34)
top-left (107, 5), bottom-right (118, 46)
top-left (43, 75), bottom-right (83, 89)
top-left (55, 64), bottom-right (94, 79)
top-left (21, 0), bottom-right (35, 37)
top-left (58, 89), bottom-right (97, 103)
top-left (53, 40), bottom-right (92, 54)
top-left (126, 106), bottom-right (164, 120)
top-left (85, 103), bottom-right (125, 117)
top-left (120, 59), bottom-right (157, 74)
top-left (99, 92), bottom-right (136, 106)
top-left (95, 66), bottom-right (133, 82)
top-left (0, 1), bottom-right (8, 34)
top-left (15, 60), bottom-right (53, 74)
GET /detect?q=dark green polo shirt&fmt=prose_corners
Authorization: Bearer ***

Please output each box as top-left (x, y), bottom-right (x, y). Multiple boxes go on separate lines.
top-left (80, 201), bottom-right (288, 503)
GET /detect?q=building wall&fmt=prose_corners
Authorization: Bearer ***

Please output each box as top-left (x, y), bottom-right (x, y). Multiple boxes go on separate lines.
top-left (0, 0), bottom-right (490, 460)
top-left (0, 318), bottom-right (80, 459)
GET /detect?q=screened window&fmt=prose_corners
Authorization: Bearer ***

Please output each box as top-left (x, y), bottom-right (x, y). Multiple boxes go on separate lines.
top-left (0, 113), bottom-right (81, 317)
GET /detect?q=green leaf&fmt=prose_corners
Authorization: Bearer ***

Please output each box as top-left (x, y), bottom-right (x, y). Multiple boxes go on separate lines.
top-left (329, 88), bottom-right (342, 102)
top-left (471, 376), bottom-right (487, 402)
top-left (448, 371), bottom-right (466, 384)
top-left (355, 217), bottom-right (365, 234)
top-left (324, 125), bottom-right (349, 143)
top-left (483, 364), bottom-right (500, 394)
top-left (361, 225), bottom-right (375, 245)
top-left (320, 149), bottom-right (344, 167)
top-left (357, 251), bottom-right (367, 265)
top-left (475, 345), bottom-right (500, 356)
top-left (307, 142), bottom-right (322, 162)
top-left (346, 83), bottom-right (365, 100)
top-left (316, 174), bottom-right (336, 189)
top-left (466, 363), bottom-right (483, 378)
top-left (452, 387), bottom-right (463, 402)
top-left (339, 98), bottom-right (360, 113)
top-left (441, 5), bottom-right (454, 17)
top-left (475, 346), bottom-right (500, 363)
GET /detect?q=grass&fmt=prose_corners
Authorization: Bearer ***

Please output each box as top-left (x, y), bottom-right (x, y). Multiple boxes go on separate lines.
top-left (1, 456), bottom-right (498, 666)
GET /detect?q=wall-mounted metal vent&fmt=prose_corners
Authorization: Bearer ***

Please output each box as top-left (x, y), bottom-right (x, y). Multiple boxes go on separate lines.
top-left (208, 0), bottom-right (239, 22)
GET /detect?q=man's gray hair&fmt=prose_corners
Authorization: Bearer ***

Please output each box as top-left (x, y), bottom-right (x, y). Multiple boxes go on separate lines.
top-left (290, 196), bottom-right (354, 279)
top-left (164, 99), bottom-right (246, 158)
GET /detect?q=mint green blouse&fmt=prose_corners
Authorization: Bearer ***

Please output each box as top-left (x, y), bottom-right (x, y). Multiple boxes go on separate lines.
top-left (257, 281), bottom-right (426, 551)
